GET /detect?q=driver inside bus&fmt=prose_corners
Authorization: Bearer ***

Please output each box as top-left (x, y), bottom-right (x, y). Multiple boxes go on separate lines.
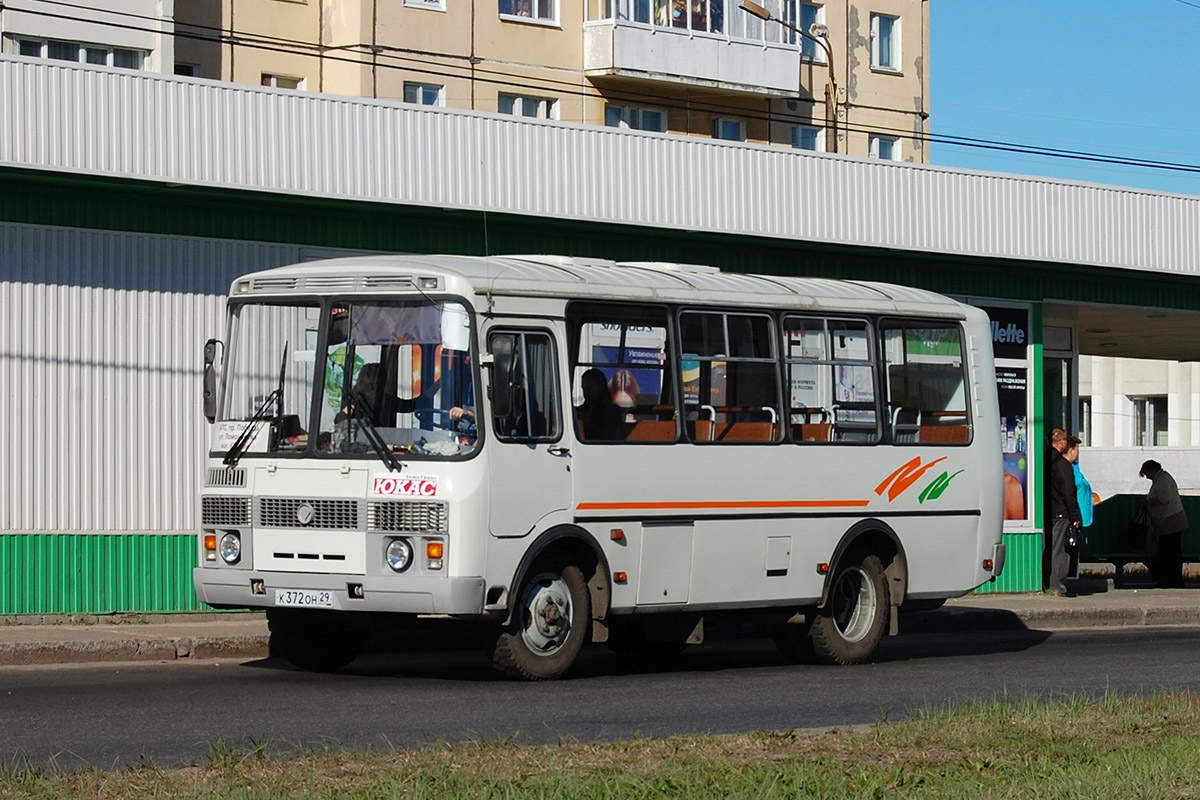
top-left (339, 362), bottom-right (472, 430)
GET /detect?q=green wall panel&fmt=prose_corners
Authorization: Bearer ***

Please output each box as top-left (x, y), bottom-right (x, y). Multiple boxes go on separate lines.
top-left (0, 535), bottom-right (202, 615)
top-left (973, 532), bottom-right (1043, 594)
top-left (8, 167), bottom-right (1200, 313)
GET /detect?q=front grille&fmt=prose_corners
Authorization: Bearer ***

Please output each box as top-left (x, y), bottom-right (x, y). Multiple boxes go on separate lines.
top-left (259, 497), bottom-right (359, 529)
top-left (205, 468), bottom-right (246, 488)
top-left (302, 276), bottom-right (357, 291)
top-left (362, 275), bottom-right (417, 289)
top-left (251, 277), bottom-right (298, 291)
top-left (368, 501), bottom-right (448, 533)
top-left (202, 496), bottom-right (252, 526)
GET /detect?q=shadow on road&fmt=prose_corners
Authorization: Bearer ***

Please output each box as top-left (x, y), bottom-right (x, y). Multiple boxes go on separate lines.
top-left (241, 610), bottom-right (1052, 681)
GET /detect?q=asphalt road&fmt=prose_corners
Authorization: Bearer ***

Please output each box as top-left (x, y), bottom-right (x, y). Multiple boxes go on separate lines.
top-left (4, 625), bottom-right (1200, 770)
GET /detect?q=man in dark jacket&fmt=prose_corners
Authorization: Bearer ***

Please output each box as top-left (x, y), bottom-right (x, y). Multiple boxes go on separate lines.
top-left (1047, 429), bottom-right (1082, 596)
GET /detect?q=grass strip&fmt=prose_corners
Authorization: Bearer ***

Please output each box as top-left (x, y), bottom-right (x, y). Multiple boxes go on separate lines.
top-left (3, 692), bottom-right (1199, 799)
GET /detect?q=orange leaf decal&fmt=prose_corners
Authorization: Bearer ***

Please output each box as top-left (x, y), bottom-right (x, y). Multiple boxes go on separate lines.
top-left (875, 456), bottom-right (948, 502)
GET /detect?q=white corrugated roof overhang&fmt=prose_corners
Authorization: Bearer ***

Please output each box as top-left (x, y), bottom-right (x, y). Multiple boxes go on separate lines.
top-left (2, 54), bottom-right (1200, 281)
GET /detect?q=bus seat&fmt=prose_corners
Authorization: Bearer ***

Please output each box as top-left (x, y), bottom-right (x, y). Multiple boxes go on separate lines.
top-left (625, 420), bottom-right (677, 442)
top-left (891, 407), bottom-right (920, 443)
top-left (715, 421), bottom-right (776, 442)
top-left (792, 422), bottom-right (832, 442)
top-left (687, 419), bottom-right (715, 441)
top-left (920, 425), bottom-right (969, 443)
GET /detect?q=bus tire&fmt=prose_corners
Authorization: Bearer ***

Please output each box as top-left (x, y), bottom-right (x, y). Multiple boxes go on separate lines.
top-left (267, 608), bottom-right (367, 673)
top-left (808, 551), bottom-right (889, 665)
top-left (491, 557), bottom-right (589, 680)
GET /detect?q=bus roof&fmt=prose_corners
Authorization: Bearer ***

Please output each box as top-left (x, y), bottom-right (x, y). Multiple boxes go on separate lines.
top-left (232, 255), bottom-right (969, 316)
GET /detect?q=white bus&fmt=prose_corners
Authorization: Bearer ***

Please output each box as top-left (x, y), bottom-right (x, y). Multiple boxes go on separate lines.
top-left (196, 254), bottom-right (1005, 679)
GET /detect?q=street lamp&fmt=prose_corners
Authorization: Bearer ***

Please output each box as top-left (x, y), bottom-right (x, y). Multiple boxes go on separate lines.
top-left (740, 0), bottom-right (838, 153)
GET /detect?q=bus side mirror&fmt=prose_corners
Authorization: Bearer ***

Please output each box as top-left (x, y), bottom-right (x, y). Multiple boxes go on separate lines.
top-left (489, 334), bottom-right (516, 419)
top-left (203, 338), bottom-right (221, 423)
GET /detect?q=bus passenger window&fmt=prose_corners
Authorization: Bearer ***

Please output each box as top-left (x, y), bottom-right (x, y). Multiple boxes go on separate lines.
top-left (490, 330), bottom-right (560, 442)
top-left (783, 316), bottom-right (879, 444)
top-left (566, 302), bottom-right (676, 443)
top-left (680, 311), bottom-right (780, 443)
top-left (882, 321), bottom-right (971, 445)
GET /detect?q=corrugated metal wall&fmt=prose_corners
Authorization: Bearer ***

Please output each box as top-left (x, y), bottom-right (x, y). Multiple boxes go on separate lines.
top-left (973, 533), bottom-right (1043, 594)
top-left (0, 534), bottom-right (203, 614)
top-left (0, 221), bottom-right (306, 535)
top-left (3, 54), bottom-right (1200, 278)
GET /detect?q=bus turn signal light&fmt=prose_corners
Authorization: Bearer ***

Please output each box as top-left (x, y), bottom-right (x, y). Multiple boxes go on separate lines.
top-left (204, 534), bottom-right (217, 551)
top-left (614, 572), bottom-right (627, 583)
top-left (817, 563), bottom-right (830, 574)
top-left (427, 542), bottom-right (444, 559)
top-left (610, 528), bottom-right (625, 542)
top-left (983, 559), bottom-right (994, 571)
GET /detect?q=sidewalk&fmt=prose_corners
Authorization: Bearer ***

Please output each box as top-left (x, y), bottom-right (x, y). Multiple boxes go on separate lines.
top-left (0, 582), bottom-right (1196, 666)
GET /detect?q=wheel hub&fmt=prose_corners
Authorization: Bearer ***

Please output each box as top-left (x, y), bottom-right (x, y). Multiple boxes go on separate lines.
top-left (831, 566), bottom-right (877, 643)
top-left (521, 574), bottom-right (572, 655)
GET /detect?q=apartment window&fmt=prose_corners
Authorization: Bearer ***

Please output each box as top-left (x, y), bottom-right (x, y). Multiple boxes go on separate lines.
top-left (174, 63), bottom-right (198, 77)
top-left (869, 134), bottom-right (900, 161)
top-left (403, 82), bottom-right (444, 106)
top-left (405, 0), bottom-right (445, 9)
top-left (605, 105), bottom-right (666, 132)
top-left (498, 93), bottom-right (556, 119)
top-left (16, 37), bottom-right (145, 70)
top-left (712, 118), bottom-right (746, 142)
top-left (499, 0), bottom-right (556, 23)
top-left (1132, 396), bottom-right (1168, 446)
top-left (780, 2), bottom-right (824, 60)
top-left (262, 73), bottom-right (305, 90)
top-left (870, 13), bottom-right (900, 71)
top-left (791, 125), bottom-right (824, 152)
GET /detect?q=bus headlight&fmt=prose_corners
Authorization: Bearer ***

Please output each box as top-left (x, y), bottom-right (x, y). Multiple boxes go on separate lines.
top-left (386, 538), bottom-right (413, 572)
top-left (218, 532), bottom-right (241, 565)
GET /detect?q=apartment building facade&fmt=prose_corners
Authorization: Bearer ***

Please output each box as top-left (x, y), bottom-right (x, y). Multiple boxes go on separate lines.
top-left (0, 0), bottom-right (175, 72)
top-left (1, 0), bottom-right (928, 160)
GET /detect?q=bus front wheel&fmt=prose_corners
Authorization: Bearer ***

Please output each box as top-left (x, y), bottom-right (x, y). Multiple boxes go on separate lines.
top-left (808, 551), bottom-right (889, 665)
top-left (491, 557), bottom-right (589, 680)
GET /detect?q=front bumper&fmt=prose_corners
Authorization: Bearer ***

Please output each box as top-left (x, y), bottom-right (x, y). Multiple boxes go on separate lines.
top-left (193, 568), bottom-right (486, 616)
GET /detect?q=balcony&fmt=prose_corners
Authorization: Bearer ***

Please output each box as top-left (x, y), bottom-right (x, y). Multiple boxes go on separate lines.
top-left (583, 0), bottom-right (823, 95)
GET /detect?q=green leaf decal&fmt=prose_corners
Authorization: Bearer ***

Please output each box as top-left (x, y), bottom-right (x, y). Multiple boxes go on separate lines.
top-left (918, 470), bottom-right (964, 503)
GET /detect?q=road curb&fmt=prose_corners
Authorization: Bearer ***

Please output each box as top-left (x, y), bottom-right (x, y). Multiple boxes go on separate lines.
top-left (0, 634), bottom-right (270, 666)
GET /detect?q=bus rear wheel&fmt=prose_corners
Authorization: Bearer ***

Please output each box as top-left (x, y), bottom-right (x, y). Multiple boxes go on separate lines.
top-left (808, 551), bottom-right (889, 665)
top-left (267, 608), bottom-right (367, 673)
top-left (491, 557), bottom-right (589, 680)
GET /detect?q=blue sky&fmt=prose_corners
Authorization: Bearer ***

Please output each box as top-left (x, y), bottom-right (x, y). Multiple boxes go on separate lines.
top-left (931, 0), bottom-right (1200, 197)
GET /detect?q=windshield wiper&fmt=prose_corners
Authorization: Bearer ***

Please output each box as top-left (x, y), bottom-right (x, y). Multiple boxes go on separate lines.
top-left (347, 395), bottom-right (402, 473)
top-left (223, 344), bottom-right (289, 467)
top-left (223, 389), bottom-right (279, 467)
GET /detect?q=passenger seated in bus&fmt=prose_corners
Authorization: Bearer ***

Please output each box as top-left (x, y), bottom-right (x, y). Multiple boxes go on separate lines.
top-left (576, 368), bottom-right (622, 440)
top-left (607, 369), bottom-right (639, 410)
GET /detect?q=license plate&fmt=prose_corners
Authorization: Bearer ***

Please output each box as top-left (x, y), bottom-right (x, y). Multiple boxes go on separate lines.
top-left (275, 588), bottom-right (335, 608)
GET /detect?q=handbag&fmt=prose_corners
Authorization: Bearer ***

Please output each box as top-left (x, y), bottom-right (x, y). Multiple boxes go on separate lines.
top-left (1065, 527), bottom-right (1080, 554)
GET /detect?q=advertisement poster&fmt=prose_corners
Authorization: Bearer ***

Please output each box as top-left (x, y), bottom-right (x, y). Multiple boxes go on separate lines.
top-left (997, 367), bottom-right (1028, 520)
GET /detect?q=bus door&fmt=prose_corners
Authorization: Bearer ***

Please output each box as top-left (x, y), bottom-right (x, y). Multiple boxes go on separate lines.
top-left (485, 325), bottom-right (572, 537)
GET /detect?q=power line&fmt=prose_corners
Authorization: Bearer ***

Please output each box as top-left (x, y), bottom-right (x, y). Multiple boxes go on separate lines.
top-left (8, 0), bottom-right (1200, 179)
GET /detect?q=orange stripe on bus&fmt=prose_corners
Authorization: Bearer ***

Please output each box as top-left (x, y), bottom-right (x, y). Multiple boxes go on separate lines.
top-left (576, 499), bottom-right (871, 511)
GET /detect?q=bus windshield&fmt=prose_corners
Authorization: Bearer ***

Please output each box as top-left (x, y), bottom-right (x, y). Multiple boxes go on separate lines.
top-left (314, 299), bottom-right (478, 459)
top-left (217, 301), bottom-right (320, 459)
